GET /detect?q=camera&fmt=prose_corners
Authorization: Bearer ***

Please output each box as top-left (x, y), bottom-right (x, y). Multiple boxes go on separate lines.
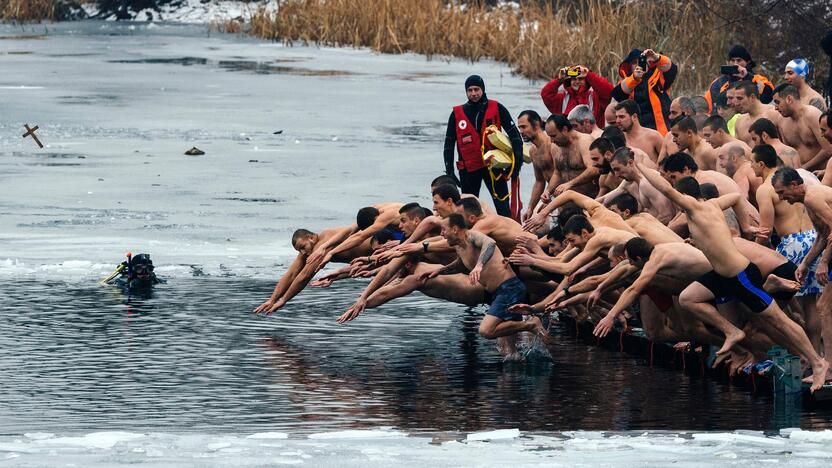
top-left (566, 67), bottom-right (580, 78)
top-left (637, 54), bottom-right (648, 71)
top-left (721, 65), bottom-right (739, 76)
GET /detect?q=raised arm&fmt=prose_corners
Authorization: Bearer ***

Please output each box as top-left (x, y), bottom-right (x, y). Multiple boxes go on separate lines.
top-left (635, 160), bottom-right (697, 211)
top-left (712, 193), bottom-right (754, 234)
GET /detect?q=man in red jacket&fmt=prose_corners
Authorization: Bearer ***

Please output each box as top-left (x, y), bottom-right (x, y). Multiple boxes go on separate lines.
top-left (541, 65), bottom-right (613, 130)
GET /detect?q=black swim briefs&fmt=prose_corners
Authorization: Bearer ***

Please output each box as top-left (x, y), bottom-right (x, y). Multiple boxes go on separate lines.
top-left (695, 262), bottom-right (773, 314)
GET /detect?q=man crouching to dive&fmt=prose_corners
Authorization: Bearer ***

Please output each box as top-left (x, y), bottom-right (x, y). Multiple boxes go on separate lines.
top-left (421, 213), bottom-right (547, 341)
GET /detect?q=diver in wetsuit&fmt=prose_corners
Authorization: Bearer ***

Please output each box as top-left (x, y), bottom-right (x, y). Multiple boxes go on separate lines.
top-left (102, 253), bottom-right (164, 291)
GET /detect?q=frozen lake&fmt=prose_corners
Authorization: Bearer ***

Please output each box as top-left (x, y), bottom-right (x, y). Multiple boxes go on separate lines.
top-left (0, 20), bottom-right (538, 279)
top-left (2, 20), bottom-right (832, 467)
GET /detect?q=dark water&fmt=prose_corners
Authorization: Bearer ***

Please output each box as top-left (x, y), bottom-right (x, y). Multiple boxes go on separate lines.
top-left (3, 278), bottom-right (832, 435)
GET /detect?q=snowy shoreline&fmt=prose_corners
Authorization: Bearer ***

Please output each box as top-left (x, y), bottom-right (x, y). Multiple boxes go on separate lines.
top-left (79, 0), bottom-right (275, 23)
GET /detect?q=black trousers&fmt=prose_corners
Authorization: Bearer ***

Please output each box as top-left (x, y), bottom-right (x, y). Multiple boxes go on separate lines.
top-left (459, 168), bottom-right (510, 217)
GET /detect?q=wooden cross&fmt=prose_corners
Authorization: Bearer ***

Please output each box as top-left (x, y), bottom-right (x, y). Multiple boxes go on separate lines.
top-left (23, 124), bottom-right (43, 148)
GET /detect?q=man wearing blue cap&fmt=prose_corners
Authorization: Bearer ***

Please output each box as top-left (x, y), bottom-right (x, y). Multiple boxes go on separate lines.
top-left (784, 59), bottom-right (828, 112)
top-left (443, 75), bottom-right (524, 219)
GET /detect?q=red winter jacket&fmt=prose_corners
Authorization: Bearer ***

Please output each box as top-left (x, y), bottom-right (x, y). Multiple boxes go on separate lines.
top-left (540, 71), bottom-right (613, 128)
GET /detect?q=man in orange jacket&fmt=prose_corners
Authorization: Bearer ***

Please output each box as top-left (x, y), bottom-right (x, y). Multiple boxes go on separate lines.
top-left (611, 48), bottom-right (677, 135)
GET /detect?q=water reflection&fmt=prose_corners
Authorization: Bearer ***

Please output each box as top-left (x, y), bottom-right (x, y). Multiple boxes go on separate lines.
top-left (1, 278), bottom-right (831, 435)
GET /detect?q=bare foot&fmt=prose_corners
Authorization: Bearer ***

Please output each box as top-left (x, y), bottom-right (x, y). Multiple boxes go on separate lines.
top-left (803, 360), bottom-right (832, 393)
top-left (526, 316), bottom-right (548, 336)
top-left (673, 341), bottom-right (691, 351)
top-left (716, 329), bottom-right (746, 357)
top-left (712, 351), bottom-right (731, 369)
top-left (763, 274), bottom-right (800, 295)
top-left (728, 349), bottom-right (754, 376)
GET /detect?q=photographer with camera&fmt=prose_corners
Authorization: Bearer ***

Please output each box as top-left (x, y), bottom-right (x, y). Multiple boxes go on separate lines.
top-left (704, 44), bottom-right (774, 115)
top-left (611, 48), bottom-right (677, 135)
top-left (540, 64), bottom-right (613, 130)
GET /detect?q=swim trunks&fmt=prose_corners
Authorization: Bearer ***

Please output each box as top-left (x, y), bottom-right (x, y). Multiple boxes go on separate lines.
top-left (769, 261), bottom-right (799, 302)
top-left (642, 288), bottom-right (674, 312)
top-left (776, 230), bottom-right (821, 296)
top-left (487, 277), bottom-right (527, 322)
top-left (695, 262), bottom-right (773, 314)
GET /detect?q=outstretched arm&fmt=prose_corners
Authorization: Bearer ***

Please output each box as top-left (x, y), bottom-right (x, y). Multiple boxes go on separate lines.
top-left (307, 225), bottom-right (356, 266)
top-left (401, 215), bottom-right (441, 244)
top-left (323, 213), bottom-right (395, 268)
top-left (254, 253), bottom-right (305, 313)
top-left (524, 189), bottom-right (602, 231)
top-left (593, 253), bottom-right (662, 337)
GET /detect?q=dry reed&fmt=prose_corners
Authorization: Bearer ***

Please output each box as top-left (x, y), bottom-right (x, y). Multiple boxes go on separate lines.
top-left (245, 0), bottom-right (735, 94)
top-left (0, 0), bottom-right (63, 21)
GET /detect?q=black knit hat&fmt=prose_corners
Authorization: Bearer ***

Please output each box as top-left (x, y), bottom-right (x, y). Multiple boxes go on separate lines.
top-left (728, 44), bottom-right (756, 69)
top-left (464, 75), bottom-right (485, 92)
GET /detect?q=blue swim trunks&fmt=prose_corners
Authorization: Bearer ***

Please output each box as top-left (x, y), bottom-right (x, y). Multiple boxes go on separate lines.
top-left (776, 230), bottom-right (821, 296)
top-left (487, 277), bottom-right (527, 322)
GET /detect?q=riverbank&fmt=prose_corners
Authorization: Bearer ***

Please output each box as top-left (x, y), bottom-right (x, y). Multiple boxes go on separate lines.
top-left (6, 1), bottom-right (830, 95)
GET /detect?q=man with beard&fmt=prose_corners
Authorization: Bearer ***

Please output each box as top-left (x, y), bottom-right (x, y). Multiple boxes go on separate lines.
top-left (614, 99), bottom-right (664, 163)
top-left (718, 142), bottom-right (762, 202)
top-left (443, 75), bottom-right (523, 217)
top-left (659, 96), bottom-right (695, 162)
top-left (748, 118), bottom-right (800, 168)
top-left (517, 110), bottom-right (557, 222)
top-left (590, 137), bottom-right (621, 197)
top-left (542, 114), bottom-right (597, 199)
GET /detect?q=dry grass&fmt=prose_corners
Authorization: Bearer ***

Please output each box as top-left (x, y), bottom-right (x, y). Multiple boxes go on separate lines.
top-left (0, 0), bottom-right (63, 21)
top-left (210, 17), bottom-right (244, 34)
top-left (245, 0), bottom-right (734, 94)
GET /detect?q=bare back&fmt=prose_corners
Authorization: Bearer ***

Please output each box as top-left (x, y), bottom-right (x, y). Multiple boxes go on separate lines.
top-left (686, 198), bottom-right (750, 276)
top-left (627, 213), bottom-right (683, 245)
top-left (472, 214), bottom-right (534, 255)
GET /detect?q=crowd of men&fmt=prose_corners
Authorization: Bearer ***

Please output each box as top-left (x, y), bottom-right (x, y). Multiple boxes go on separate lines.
top-left (256, 44), bottom-right (832, 392)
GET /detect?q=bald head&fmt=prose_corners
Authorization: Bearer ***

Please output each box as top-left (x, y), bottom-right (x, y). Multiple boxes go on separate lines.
top-left (719, 142), bottom-right (747, 175)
